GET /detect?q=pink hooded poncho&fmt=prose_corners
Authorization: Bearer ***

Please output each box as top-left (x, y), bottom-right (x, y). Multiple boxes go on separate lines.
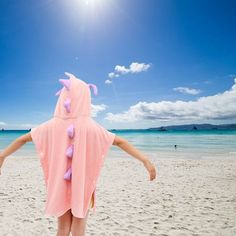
top-left (30, 72), bottom-right (116, 218)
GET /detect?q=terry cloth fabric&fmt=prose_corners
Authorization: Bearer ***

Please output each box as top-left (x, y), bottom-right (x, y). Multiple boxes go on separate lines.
top-left (31, 72), bottom-right (116, 218)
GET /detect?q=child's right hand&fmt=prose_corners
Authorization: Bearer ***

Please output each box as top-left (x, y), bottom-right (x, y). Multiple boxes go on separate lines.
top-left (143, 159), bottom-right (157, 181)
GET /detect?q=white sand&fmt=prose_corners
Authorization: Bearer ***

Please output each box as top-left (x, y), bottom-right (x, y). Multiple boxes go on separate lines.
top-left (0, 152), bottom-right (236, 236)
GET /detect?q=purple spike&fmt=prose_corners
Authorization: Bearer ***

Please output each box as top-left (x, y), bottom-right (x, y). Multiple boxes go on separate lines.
top-left (64, 98), bottom-right (71, 113)
top-left (88, 83), bottom-right (98, 96)
top-left (66, 144), bottom-right (74, 158)
top-left (55, 88), bottom-right (62, 96)
top-left (59, 79), bottom-right (71, 90)
top-left (67, 124), bottom-right (74, 138)
top-left (64, 167), bottom-right (72, 180)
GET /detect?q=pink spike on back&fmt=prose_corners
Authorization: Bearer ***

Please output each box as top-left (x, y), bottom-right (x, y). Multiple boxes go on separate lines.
top-left (59, 79), bottom-right (71, 90)
top-left (66, 144), bottom-right (74, 158)
top-left (64, 98), bottom-right (71, 113)
top-left (67, 124), bottom-right (74, 138)
top-left (64, 167), bottom-right (72, 180)
top-left (88, 83), bottom-right (98, 96)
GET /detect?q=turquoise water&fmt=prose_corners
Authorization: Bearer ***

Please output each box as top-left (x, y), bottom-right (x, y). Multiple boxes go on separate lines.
top-left (0, 130), bottom-right (236, 159)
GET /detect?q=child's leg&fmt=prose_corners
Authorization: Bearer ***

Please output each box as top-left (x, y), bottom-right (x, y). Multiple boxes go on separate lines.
top-left (90, 191), bottom-right (94, 208)
top-left (70, 210), bottom-right (89, 236)
top-left (56, 209), bottom-right (73, 236)
top-left (70, 193), bottom-right (94, 236)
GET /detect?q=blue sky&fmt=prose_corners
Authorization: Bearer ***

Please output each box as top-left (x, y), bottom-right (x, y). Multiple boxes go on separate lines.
top-left (0, 0), bottom-right (236, 129)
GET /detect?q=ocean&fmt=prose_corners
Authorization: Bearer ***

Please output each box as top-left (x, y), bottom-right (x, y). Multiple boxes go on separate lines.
top-left (0, 130), bottom-right (236, 160)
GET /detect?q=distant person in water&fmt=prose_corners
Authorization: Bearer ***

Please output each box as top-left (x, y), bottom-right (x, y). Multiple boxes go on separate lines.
top-left (174, 145), bottom-right (177, 150)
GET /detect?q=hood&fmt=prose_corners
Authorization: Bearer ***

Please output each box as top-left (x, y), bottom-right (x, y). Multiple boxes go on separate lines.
top-left (53, 72), bottom-right (98, 119)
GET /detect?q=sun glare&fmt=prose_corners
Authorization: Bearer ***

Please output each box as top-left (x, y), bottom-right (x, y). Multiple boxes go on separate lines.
top-left (84, 0), bottom-right (106, 8)
top-left (71, 0), bottom-right (111, 14)
top-left (86, 0), bottom-right (109, 4)
top-left (84, 0), bottom-right (113, 15)
top-left (63, 0), bottom-right (114, 28)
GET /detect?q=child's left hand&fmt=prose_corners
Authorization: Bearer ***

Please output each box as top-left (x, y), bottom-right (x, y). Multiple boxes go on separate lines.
top-left (0, 132), bottom-right (32, 176)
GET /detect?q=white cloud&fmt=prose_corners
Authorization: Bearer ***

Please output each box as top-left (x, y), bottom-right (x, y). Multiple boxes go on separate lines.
top-left (108, 72), bottom-right (119, 79)
top-left (91, 104), bottom-right (108, 117)
top-left (105, 79), bottom-right (112, 84)
top-left (0, 121), bottom-right (7, 126)
top-left (128, 62), bottom-right (151, 73)
top-left (108, 62), bottom-right (151, 79)
top-left (105, 79), bottom-right (236, 123)
top-left (173, 87), bottom-right (201, 95)
top-left (114, 65), bottom-right (130, 74)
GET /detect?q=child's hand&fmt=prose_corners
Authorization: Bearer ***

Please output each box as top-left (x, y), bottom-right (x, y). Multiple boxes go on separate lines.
top-left (113, 135), bottom-right (157, 181)
top-left (143, 159), bottom-right (157, 181)
top-left (0, 132), bottom-right (32, 176)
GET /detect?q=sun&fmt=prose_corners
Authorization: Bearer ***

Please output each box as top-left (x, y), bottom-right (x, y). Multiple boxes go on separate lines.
top-left (84, 0), bottom-right (106, 7)
top-left (63, 0), bottom-right (113, 26)
top-left (68, 0), bottom-right (111, 14)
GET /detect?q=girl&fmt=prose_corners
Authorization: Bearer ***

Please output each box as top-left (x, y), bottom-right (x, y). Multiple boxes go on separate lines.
top-left (0, 72), bottom-right (156, 236)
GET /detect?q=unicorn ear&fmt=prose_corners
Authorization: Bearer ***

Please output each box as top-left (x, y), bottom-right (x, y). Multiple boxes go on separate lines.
top-left (88, 83), bottom-right (98, 96)
top-left (59, 79), bottom-right (70, 90)
top-left (65, 72), bottom-right (75, 78)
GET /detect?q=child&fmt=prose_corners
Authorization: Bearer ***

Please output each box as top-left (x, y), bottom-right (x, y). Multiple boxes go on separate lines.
top-left (0, 72), bottom-right (156, 236)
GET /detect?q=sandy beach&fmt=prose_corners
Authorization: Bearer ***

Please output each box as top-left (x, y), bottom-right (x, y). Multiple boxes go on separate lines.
top-left (0, 152), bottom-right (236, 236)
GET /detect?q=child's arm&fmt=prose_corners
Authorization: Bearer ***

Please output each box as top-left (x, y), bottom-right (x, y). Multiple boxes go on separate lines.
top-left (112, 135), bottom-right (157, 181)
top-left (0, 132), bottom-right (32, 175)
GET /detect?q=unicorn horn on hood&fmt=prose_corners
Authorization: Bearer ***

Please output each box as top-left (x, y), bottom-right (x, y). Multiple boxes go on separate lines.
top-left (88, 83), bottom-right (98, 96)
top-left (55, 72), bottom-right (98, 96)
top-left (65, 72), bottom-right (76, 78)
top-left (59, 79), bottom-right (71, 90)
top-left (55, 76), bottom-right (71, 96)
